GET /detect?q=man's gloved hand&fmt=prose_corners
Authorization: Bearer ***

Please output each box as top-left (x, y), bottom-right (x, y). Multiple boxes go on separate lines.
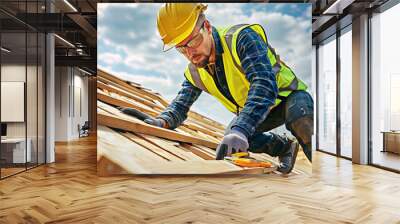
top-left (144, 118), bottom-right (167, 128)
top-left (215, 129), bottom-right (249, 159)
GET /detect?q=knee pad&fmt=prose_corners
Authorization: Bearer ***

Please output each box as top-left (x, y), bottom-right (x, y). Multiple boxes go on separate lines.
top-left (286, 115), bottom-right (313, 145)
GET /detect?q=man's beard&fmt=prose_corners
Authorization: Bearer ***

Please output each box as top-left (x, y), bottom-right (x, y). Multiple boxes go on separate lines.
top-left (192, 55), bottom-right (210, 68)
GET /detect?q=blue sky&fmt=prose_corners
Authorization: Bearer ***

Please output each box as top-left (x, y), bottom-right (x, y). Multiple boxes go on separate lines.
top-left (98, 3), bottom-right (312, 125)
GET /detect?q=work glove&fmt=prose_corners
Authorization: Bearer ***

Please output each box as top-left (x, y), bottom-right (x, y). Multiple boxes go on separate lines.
top-left (119, 107), bottom-right (152, 121)
top-left (215, 129), bottom-right (249, 160)
top-left (144, 118), bottom-right (166, 128)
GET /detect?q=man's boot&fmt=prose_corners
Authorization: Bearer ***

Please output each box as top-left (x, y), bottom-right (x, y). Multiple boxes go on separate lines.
top-left (277, 138), bottom-right (299, 174)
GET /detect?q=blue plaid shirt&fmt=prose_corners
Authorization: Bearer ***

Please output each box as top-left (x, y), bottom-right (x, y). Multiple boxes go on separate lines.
top-left (158, 25), bottom-right (278, 138)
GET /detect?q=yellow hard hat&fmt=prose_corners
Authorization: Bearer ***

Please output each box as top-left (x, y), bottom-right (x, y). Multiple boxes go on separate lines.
top-left (157, 3), bottom-right (207, 51)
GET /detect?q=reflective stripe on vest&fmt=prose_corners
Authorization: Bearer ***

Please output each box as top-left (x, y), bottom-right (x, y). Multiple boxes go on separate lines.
top-left (188, 64), bottom-right (209, 94)
top-left (224, 24), bottom-right (298, 93)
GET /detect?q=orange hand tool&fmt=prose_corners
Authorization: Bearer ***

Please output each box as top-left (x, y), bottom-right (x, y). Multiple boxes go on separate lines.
top-left (225, 152), bottom-right (272, 168)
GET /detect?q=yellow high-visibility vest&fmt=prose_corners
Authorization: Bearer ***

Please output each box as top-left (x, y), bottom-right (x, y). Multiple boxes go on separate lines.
top-left (184, 24), bottom-right (308, 114)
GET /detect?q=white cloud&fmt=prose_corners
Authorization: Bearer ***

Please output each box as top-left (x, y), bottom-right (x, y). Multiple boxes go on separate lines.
top-left (128, 32), bottom-right (136, 39)
top-left (98, 52), bottom-right (122, 65)
top-left (97, 3), bottom-right (109, 19)
top-left (124, 74), bottom-right (174, 89)
top-left (98, 65), bottom-right (180, 100)
top-left (123, 52), bottom-right (146, 65)
top-left (97, 26), bottom-right (106, 40)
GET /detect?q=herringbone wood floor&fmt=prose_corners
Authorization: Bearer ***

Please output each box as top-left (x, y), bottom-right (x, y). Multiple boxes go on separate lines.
top-left (1, 135), bottom-right (399, 223)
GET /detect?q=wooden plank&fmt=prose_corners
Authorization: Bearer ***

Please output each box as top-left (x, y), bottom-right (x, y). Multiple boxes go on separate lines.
top-left (99, 126), bottom-right (249, 176)
top-left (98, 69), bottom-right (227, 132)
top-left (174, 127), bottom-right (193, 135)
top-left (187, 117), bottom-right (226, 133)
top-left (98, 126), bottom-right (260, 175)
top-left (192, 129), bottom-right (221, 143)
top-left (194, 144), bottom-right (218, 156)
top-left (98, 69), bottom-right (228, 130)
top-left (98, 105), bottom-right (161, 134)
top-left (180, 143), bottom-right (215, 160)
top-left (98, 102), bottom-right (194, 141)
top-left (182, 122), bottom-right (224, 139)
top-left (98, 69), bottom-right (169, 107)
top-left (98, 89), bottom-right (163, 116)
top-left (97, 126), bottom-right (154, 175)
top-left (98, 71), bottom-right (226, 134)
top-left (97, 75), bottom-right (156, 103)
top-left (98, 110), bottom-right (218, 149)
top-left (137, 134), bottom-right (204, 161)
top-left (97, 91), bottom-right (159, 117)
top-left (98, 125), bottom-right (166, 163)
top-left (98, 102), bottom-right (206, 145)
top-left (98, 86), bottom-right (222, 142)
top-left (187, 111), bottom-right (226, 130)
top-left (97, 70), bottom-right (141, 90)
top-left (97, 101), bottom-right (148, 125)
top-left (98, 88), bottom-right (164, 116)
top-left (122, 132), bottom-right (183, 162)
top-left (178, 125), bottom-right (219, 143)
top-left (191, 145), bottom-right (217, 158)
top-left (98, 69), bottom-right (142, 87)
top-left (97, 81), bottom-right (165, 111)
top-left (120, 95), bottom-right (161, 114)
top-left (177, 125), bottom-right (201, 137)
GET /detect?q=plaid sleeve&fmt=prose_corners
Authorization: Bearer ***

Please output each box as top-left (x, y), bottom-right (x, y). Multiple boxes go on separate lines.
top-left (157, 79), bottom-right (202, 129)
top-left (230, 27), bottom-right (278, 138)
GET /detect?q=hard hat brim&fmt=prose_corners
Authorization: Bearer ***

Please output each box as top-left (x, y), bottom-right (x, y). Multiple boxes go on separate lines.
top-left (162, 44), bottom-right (175, 52)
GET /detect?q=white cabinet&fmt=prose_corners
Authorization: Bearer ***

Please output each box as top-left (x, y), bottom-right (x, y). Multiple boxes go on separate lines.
top-left (1, 138), bottom-right (32, 163)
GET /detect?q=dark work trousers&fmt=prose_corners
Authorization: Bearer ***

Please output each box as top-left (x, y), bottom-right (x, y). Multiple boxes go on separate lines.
top-left (225, 90), bottom-right (314, 162)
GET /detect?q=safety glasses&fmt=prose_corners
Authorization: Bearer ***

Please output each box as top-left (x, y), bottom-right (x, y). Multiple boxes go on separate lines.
top-left (175, 23), bottom-right (206, 54)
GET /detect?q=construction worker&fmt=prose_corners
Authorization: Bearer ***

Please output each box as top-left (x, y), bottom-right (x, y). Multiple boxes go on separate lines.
top-left (145, 3), bottom-right (313, 174)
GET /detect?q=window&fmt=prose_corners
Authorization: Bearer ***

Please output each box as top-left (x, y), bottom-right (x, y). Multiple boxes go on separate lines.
top-left (339, 27), bottom-right (352, 158)
top-left (370, 3), bottom-right (400, 171)
top-left (317, 35), bottom-right (337, 154)
top-left (0, 1), bottom-right (46, 179)
top-left (312, 45), bottom-right (317, 151)
top-left (1, 28), bottom-right (28, 178)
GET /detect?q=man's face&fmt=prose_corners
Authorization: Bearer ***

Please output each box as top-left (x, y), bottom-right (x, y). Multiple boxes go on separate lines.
top-left (175, 20), bottom-right (213, 68)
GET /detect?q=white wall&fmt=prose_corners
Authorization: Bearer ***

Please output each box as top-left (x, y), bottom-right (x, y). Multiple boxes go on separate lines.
top-left (55, 66), bottom-right (69, 141)
top-left (54, 67), bottom-right (89, 141)
top-left (76, 71), bottom-right (89, 139)
top-left (1, 65), bottom-right (28, 138)
top-left (1, 64), bottom-right (36, 137)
